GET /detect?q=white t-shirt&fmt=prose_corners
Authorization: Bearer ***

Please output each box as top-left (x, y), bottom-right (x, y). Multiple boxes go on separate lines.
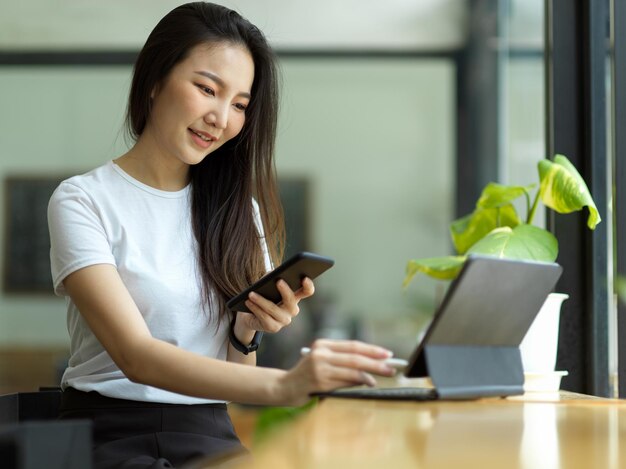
top-left (48, 160), bottom-right (268, 404)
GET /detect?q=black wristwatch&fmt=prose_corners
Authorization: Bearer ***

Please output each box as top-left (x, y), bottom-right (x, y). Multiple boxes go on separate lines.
top-left (229, 317), bottom-right (263, 355)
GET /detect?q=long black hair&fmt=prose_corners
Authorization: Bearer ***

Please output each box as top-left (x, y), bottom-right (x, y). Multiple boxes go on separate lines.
top-left (125, 2), bottom-right (284, 323)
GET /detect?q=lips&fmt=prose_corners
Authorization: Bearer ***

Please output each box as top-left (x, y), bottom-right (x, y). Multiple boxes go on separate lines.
top-left (188, 128), bottom-right (217, 149)
top-left (189, 128), bottom-right (216, 142)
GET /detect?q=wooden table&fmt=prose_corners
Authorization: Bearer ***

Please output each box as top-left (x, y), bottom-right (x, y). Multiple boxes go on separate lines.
top-left (220, 390), bottom-right (626, 469)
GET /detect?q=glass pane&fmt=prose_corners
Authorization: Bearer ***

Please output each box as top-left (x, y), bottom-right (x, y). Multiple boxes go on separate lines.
top-left (500, 0), bottom-right (545, 225)
top-left (270, 58), bottom-right (455, 363)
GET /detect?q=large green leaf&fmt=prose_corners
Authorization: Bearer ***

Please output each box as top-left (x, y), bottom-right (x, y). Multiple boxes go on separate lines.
top-left (403, 256), bottom-right (466, 286)
top-left (477, 182), bottom-right (536, 209)
top-left (254, 398), bottom-right (318, 444)
top-left (538, 154), bottom-right (601, 229)
top-left (450, 204), bottom-right (520, 254)
top-left (467, 225), bottom-right (558, 262)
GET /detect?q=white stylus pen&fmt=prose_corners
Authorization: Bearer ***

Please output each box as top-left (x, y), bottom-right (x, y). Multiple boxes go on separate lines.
top-left (299, 347), bottom-right (409, 368)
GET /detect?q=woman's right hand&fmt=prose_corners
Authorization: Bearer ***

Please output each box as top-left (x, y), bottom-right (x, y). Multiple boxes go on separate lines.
top-left (278, 339), bottom-right (397, 406)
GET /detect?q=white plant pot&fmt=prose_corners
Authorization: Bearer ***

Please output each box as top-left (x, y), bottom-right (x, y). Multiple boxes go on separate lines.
top-left (519, 292), bottom-right (569, 373)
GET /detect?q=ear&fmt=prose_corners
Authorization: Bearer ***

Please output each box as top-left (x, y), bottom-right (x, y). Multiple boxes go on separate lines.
top-left (150, 83), bottom-right (160, 99)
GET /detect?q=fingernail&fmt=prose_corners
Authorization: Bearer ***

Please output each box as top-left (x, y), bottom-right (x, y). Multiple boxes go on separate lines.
top-left (249, 292), bottom-right (258, 299)
top-left (383, 366), bottom-right (396, 376)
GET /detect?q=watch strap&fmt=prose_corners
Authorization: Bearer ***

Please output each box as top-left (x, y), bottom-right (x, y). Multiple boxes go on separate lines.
top-left (229, 317), bottom-right (263, 355)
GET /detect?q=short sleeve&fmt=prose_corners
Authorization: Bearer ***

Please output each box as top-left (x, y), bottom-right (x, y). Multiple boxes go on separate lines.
top-left (48, 182), bottom-right (116, 296)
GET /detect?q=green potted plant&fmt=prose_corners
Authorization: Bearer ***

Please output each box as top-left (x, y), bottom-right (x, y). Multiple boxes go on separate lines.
top-left (403, 154), bottom-right (601, 375)
top-left (404, 154), bottom-right (601, 284)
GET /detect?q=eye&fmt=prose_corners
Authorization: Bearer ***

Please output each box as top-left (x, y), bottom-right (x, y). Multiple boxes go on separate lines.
top-left (195, 84), bottom-right (215, 96)
top-left (234, 103), bottom-right (248, 112)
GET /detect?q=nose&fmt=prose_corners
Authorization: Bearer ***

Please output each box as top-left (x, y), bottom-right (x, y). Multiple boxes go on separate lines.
top-left (204, 104), bottom-right (228, 130)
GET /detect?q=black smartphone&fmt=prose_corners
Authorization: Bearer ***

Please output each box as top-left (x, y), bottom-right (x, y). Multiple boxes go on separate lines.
top-left (226, 252), bottom-right (335, 313)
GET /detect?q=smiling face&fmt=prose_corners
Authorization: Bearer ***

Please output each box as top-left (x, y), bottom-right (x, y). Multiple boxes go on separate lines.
top-left (142, 42), bottom-right (255, 166)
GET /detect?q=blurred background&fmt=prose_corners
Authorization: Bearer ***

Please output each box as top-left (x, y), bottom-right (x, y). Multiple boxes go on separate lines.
top-left (0, 0), bottom-right (548, 392)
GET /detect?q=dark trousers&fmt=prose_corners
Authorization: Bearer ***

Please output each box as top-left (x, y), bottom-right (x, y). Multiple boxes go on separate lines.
top-left (59, 388), bottom-right (246, 469)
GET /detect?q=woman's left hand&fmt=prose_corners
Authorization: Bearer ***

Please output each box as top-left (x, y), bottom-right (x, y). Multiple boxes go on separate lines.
top-left (236, 277), bottom-right (315, 333)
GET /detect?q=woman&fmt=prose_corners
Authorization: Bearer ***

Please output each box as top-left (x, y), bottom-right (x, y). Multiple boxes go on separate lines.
top-left (48, 3), bottom-right (396, 468)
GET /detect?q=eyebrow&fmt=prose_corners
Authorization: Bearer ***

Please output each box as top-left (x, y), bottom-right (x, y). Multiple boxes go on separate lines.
top-left (194, 71), bottom-right (251, 99)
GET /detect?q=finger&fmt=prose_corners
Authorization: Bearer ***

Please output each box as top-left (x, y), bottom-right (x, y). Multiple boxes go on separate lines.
top-left (319, 350), bottom-right (396, 377)
top-left (310, 339), bottom-right (393, 360)
top-left (245, 297), bottom-right (293, 333)
top-left (247, 289), bottom-right (286, 316)
top-left (360, 372), bottom-right (377, 387)
top-left (316, 371), bottom-right (376, 391)
top-left (305, 346), bottom-right (395, 378)
top-left (244, 299), bottom-right (284, 333)
top-left (275, 279), bottom-right (299, 311)
top-left (312, 363), bottom-right (379, 389)
top-left (294, 277), bottom-right (315, 300)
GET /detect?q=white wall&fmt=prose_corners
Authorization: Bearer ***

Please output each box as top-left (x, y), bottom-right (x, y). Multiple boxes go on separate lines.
top-left (0, 67), bottom-right (132, 345)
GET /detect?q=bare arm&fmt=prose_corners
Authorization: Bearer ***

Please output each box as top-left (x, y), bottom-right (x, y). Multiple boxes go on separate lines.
top-left (64, 264), bottom-right (395, 406)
